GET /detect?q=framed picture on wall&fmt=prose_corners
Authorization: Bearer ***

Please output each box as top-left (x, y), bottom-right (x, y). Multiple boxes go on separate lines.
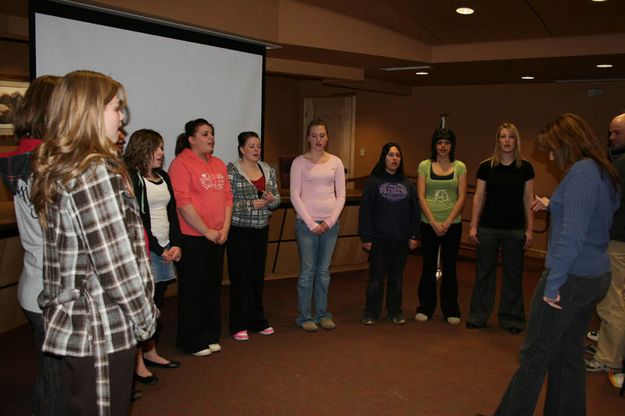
top-left (0, 80), bottom-right (29, 136)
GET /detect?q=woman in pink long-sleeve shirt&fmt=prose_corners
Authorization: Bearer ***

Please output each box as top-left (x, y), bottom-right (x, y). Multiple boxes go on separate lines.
top-left (168, 119), bottom-right (233, 356)
top-left (290, 119), bottom-right (346, 332)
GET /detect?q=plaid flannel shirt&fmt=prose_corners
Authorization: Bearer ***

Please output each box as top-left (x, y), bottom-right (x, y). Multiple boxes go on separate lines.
top-left (228, 161), bottom-right (280, 228)
top-left (38, 162), bottom-right (158, 416)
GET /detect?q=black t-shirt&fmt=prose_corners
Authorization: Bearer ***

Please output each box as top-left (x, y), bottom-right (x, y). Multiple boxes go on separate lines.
top-left (477, 159), bottom-right (534, 229)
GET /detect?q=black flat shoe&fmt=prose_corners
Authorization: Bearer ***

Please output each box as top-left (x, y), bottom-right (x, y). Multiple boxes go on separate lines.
top-left (134, 373), bottom-right (159, 385)
top-left (465, 322), bottom-right (484, 329)
top-left (143, 357), bottom-right (181, 369)
top-left (506, 327), bottom-right (522, 334)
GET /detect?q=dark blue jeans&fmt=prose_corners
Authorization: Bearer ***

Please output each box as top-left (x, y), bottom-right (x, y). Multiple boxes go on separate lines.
top-left (494, 271), bottom-right (611, 416)
top-left (363, 241), bottom-right (409, 319)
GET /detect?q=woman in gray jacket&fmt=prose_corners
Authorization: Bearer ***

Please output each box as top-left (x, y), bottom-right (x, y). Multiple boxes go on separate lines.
top-left (227, 131), bottom-right (280, 341)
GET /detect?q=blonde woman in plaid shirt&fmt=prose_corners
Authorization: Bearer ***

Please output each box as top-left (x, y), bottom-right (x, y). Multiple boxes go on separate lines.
top-left (227, 131), bottom-right (280, 341)
top-left (31, 70), bottom-right (158, 416)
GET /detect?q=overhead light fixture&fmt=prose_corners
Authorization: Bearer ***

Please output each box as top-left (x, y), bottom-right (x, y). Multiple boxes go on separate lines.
top-left (381, 65), bottom-right (432, 71)
top-left (415, 72), bottom-right (429, 75)
top-left (521, 76), bottom-right (535, 80)
top-left (591, 0), bottom-right (607, 3)
top-left (456, 7), bottom-right (475, 15)
top-left (596, 64), bottom-right (613, 68)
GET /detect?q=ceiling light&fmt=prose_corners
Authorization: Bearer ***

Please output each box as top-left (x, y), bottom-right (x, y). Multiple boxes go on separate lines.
top-left (591, 0), bottom-right (607, 3)
top-left (381, 65), bottom-right (432, 71)
top-left (596, 64), bottom-right (613, 68)
top-left (456, 7), bottom-right (475, 15)
top-left (521, 76), bottom-right (534, 80)
top-left (415, 72), bottom-right (429, 75)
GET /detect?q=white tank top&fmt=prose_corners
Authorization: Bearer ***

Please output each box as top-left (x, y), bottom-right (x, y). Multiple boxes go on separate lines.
top-left (145, 176), bottom-right (171, 248)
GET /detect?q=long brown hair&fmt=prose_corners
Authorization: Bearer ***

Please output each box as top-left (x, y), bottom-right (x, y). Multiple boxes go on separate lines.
top-left (31, 70), bottom-right (127, 225)
top-left (13, 75), bottom-right (60, 139)
top-left (124, 129), bottom-right (164, 176)
top-left (537, 113), bottom-right (619, 187)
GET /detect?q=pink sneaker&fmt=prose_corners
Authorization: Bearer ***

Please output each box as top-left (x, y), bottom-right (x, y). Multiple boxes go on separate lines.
top-left (233, 330), bottom-right (249, 341)
top-left (258, 327), bottom-right (275, 335)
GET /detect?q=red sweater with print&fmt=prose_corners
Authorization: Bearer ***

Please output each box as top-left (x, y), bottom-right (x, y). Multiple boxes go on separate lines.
top-left (168, 148), bottom-right (233, 236)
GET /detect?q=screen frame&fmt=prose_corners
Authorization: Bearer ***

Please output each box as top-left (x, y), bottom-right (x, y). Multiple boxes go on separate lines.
top-left (29, 0), bottom-right (267, 160)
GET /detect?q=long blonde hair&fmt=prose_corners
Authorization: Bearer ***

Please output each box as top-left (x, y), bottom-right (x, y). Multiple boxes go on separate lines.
top-left (491, 122), bottom-right (523, 168)
top-left (31, 70), bottom-right (127, 225)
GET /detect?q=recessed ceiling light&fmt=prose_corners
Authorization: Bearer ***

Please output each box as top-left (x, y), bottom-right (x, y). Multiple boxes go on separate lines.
top-left (381, 65), bottom-right (432, 71)
top-left (591, 0), bottom-right (607, 3)
top-left (456, 7), bottom-right (475, 15)
top-left (596, 64), bottom-right (613, 68)
top-left (415, 71), bottom-right (429, 75)
top-left (521, 76), bottom-right (535, 80)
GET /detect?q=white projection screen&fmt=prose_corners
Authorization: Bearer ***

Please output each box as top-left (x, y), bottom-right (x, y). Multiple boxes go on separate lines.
top-left (31, 1), bottom-right (265, 168)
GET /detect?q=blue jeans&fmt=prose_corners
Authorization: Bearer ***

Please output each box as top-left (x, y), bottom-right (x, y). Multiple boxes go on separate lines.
top-left (494, 270), bottom-right (611, 416)
top-left (150, 248), bottom-right (177, 283)
top-left (295, 219), bottom-right (339, 326)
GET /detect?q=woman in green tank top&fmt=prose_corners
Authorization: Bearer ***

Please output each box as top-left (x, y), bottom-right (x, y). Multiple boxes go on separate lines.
top-left (415, 128), bottom-right (467, 325)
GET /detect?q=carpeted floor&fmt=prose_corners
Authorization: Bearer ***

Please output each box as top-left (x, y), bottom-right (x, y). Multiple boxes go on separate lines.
top-left (1, 254), bottom-right (622, 415)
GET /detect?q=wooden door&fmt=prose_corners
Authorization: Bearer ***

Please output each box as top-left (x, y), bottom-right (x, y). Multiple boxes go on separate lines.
top-left (303, 96), bottom-right (356, 178)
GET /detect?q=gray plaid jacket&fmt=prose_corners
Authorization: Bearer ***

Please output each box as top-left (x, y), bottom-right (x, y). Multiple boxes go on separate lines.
top-left (38, 162), bottom-right (158, 415)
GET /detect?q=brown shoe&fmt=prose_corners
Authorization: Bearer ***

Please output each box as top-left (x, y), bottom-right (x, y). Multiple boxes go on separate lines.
top-left (301, 321), bottom-right (319, 332)
top-left (319, 318), bottom-right (336, 330)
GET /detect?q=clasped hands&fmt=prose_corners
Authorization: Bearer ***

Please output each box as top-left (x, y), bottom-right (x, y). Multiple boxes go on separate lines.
top-left (161, 246), bottom-right (182, 263)
top-left (253, 191), bottom-right (276, 209)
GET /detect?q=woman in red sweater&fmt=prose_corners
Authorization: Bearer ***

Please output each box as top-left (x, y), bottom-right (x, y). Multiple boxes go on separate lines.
top-left (168, 119), bottom-right (233, 356)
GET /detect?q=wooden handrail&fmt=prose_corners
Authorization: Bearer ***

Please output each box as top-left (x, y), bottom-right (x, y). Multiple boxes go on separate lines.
top-left (345, 176), bottom-right (549, 234)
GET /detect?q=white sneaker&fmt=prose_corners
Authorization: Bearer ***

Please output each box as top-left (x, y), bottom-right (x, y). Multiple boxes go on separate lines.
top-left (587, 330), bottom-right (599, 342)
top-left (585, 357), bottom-right (618, 373)
top-left (415, 313), bottom-right (428, 322)
top-left (208, 343), bottom-right (222, 353)
top-left (192, 348), bottom-right (211, 357)
top-left (446, 317), bottom-right (461, 326)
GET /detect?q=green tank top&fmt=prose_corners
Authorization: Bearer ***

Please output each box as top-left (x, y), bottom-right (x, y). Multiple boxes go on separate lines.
top-left (418, 159), bottom-right (466, 224)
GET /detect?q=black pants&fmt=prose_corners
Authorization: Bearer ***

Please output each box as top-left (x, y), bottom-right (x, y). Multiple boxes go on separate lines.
top-left (227, 226), bottom-right (270, 334)
top-left (176, 235), bottom-right (225, 352)
top-left (144, 281), bottom-right (169, 344)
top-left (23, 309), bottom-right (66, 415)
top-left (64, 348), bottom-right (134, 416)
top-left (417, 222), bottom-right (462, 319)
top-left (468, 226), bottom-right (526, 329)
top-left (363, 241), bottom-right (409, 318)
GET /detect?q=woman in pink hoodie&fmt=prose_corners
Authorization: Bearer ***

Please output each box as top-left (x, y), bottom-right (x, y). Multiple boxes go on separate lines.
top-left (169, 119), bottom-right (233, 356)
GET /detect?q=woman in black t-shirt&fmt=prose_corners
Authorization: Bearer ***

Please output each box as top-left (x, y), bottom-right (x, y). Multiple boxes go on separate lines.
top-left (466, 123), bottom-right (534, 334)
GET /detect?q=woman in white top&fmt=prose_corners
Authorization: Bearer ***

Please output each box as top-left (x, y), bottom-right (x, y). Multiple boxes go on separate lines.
top-left (124, 129), bottom-right (183, 384)
top-left (290, 119), bottom-right (346, 332)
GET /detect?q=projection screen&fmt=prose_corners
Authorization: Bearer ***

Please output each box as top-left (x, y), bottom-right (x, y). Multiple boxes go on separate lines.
top-left (31, 0), bottom-right (265, 168)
